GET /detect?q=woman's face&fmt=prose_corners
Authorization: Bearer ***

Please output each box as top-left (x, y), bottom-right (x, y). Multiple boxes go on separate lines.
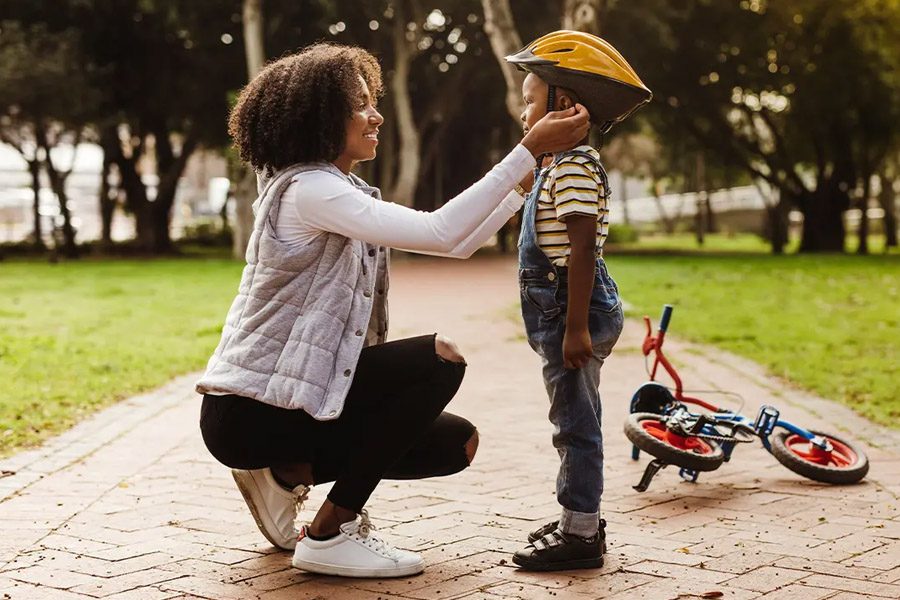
top-left (334, 75), bottom-right (384, 173)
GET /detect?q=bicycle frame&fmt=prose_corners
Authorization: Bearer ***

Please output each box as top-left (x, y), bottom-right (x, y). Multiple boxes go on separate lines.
top-left (642, 305), bottom-right (719, 413)
top-left (638, 306), bottom-right (828, 460)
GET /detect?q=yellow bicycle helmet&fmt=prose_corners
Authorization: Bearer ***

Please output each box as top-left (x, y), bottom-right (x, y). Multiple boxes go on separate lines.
top-left (506, 30), bottom-right (652, 131)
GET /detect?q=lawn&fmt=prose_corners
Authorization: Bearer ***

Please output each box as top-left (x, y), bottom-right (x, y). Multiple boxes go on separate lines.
top-left (0, 247), bottom-right (897, 457)
top-left (0, 256), bottom-right (242, 456)
top-left (608, 252), bottom-right (899, 428)
top-left (612, 232), bottom-right (896, 255)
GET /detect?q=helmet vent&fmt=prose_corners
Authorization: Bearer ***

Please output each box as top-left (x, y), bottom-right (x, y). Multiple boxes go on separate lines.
top-left (549, 48), bottom-right (574, 53)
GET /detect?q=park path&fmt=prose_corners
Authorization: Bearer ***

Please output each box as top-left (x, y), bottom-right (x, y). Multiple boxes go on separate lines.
top-left (1, 256), bottom-right (898, 600)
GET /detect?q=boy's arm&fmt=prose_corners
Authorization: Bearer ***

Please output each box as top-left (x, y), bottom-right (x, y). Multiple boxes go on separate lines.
top-left (563, 214), bottom-right (596, 369)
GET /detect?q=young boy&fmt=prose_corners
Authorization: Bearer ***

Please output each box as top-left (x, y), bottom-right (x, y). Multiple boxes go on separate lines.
top-left (505, 31), bottom-right (652, 571)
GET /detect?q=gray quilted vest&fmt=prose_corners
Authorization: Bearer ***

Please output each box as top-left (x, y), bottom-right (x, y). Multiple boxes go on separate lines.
top-left (195, 162), bottom-right (390, 420)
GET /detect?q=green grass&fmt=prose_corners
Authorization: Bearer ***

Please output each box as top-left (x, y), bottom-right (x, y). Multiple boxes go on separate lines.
top-left (1, 249), bottom-right (897, 457)
top-left (613, 232), bottom-right (897, 255)
top-left (0, 256), bottom-right (243, 456)
top-left (607, 253), bottom-right (900, 427)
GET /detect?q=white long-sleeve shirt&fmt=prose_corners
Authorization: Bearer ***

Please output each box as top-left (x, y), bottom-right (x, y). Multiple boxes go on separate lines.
top-left (272, 144), bottom-right (534, 258)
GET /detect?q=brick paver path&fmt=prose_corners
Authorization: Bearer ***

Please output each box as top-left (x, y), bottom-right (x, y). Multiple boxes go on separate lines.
top-left (2, 257), bottom-right (898, 600)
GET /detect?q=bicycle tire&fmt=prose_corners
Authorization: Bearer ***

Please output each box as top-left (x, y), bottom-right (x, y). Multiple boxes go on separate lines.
top-left (770, 429), bottom-right (869, 484)
top-left (624, 412), bottom-right (725, 472)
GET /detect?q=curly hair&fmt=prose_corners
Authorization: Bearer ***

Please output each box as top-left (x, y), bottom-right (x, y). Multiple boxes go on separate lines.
top-left (228, 43), bottom-right (383, 174)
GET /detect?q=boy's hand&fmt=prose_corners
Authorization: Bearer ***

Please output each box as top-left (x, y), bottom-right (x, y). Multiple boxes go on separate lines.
top-left (521, 103), bottom-right (591, 158)
top-left (563, 326), bottom-right (593, 370)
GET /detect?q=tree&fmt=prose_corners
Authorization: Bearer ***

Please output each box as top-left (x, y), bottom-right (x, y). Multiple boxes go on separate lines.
top-left (0, 21), bottom-right (97, 257)
top-left (605, 0), bottom-right (900, 252)
top-left (232, 0), bottom-right (266, 260)
top-left (75, 0), bottom-right (245, 253)
top-left (563, 0), bottom-right (603, 35)
top-left (481, 0), bottom-right (526, 122)
top-left (310, 0), bottom-right (494, 210)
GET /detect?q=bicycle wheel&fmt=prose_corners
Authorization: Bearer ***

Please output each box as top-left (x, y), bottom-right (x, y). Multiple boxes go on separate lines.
top-left (770, 429), bottom-right (869, 484)
top-left (624, 412), bottom-right (725, 472)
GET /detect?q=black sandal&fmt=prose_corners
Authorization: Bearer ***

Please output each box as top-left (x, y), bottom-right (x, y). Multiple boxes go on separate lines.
top-left (513, 522), bottom-right (606, 572)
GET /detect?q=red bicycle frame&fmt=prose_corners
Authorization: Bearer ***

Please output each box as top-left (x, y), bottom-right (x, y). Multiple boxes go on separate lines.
top-left (642, 305), bottom-right (720, 413)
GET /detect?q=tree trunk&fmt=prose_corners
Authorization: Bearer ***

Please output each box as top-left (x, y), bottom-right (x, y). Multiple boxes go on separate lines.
top-left (98, 157), bottom-right (114, 250)
top-left (856, 178), bottom-right (871, 255)
top-left (766, 200), bottom-right (789, 255)
top-left (233, 171), bottom-right (256, 260)
top-left (114, 152), bottom-right (154, 250)
top-left (705, 196), bottom-right (717, 233)
top-left (620, 172), bottom-right (630, 225)
top-left (695, 152), bottom-right (716, 233)
top-left (481, 0), bottom-right (525, 123)
top-left (98, 126), bottom-right (120, 250)
top-left (243, 0), bottom-right (265, 76)
top-left (693, 194), bottom-right (705, 246)
top-left (563, 0), bottom-right (603, 34)
top-left (378, 106), bottom-right (397, 192)
top-left (651, 181), bottom-right (675, 234)
top-left (798, 186), bottom-right (847, 252)
top-left (28, 159), bottom-right (45, 250)
top-left (693, 153), bottom-right (706, 244)
top-left (152, 130), bottom-right (196, 254)
top-left (878, 171), bottom-right (897, 249)
top-left (387, 9), bottom-right (420, 207)
top-left (36, 129), bottom-right (78, 258)
top-left (233, 0), bottom-right (266, 259)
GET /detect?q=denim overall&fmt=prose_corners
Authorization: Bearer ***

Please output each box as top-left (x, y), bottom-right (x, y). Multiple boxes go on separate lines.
top-left (518, 150), bottom-right (625, 537)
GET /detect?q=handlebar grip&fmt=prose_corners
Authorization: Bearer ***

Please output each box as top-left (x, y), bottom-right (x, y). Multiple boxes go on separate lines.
top-left (659, 304), bottom-right (674, 332)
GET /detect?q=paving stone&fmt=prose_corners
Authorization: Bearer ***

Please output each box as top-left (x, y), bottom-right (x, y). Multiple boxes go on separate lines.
top-left (1, 257), bottom-right (895, 599)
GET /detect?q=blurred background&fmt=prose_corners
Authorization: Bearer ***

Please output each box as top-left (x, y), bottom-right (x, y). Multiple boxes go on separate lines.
top-left (1, 1), bottom-right (898, 456)
top-left (1, 0), bottom-right (898, 258)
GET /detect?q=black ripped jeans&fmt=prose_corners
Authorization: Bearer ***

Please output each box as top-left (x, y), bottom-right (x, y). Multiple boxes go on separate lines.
top-left (200, 334), bottom-right (473, 513)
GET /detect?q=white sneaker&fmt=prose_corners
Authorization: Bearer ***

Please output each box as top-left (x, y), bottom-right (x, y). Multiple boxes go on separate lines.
top-left (292, 510), bottom-right (425, 578)
top-left (231, 468), bottom-right (310, 550)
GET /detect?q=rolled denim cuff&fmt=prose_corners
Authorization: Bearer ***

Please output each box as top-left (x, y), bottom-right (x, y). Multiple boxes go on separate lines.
top-left (559, 507), bottom-right (600, 538)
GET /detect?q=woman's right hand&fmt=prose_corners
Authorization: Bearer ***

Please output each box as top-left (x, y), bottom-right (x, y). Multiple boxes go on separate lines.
top-left (521, 103), bottom-right (591, 158)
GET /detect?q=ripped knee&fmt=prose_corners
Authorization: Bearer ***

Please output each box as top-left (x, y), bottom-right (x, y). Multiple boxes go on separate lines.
top-left (435, 334), bottom-right (467, 365)
top-left (464, 429), bottom-right (479, 465)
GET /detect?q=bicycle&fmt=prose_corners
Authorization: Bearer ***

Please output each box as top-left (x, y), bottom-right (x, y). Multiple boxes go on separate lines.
top-left (624, 305), bottom-right (869, 492)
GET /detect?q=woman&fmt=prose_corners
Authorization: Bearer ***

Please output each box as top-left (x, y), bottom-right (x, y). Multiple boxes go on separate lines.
top-left (197, 43), bottom-right (589, 578)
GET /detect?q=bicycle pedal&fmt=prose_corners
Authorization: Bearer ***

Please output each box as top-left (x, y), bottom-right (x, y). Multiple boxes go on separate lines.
top-left (679, 467), bottom-right (699, 483)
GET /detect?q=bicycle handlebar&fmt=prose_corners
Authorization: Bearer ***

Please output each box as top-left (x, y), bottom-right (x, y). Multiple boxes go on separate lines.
top-left (659, 304), bottom-right (674, 333)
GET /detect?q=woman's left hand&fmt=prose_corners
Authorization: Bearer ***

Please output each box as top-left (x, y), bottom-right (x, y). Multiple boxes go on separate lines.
top-left (521, 104), bottom-right (591, 158)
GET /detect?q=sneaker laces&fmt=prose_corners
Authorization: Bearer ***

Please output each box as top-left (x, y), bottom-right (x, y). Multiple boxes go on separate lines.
top-left (291, 484), bottom-right (310, 534)
top-left (354, 509), bottom-right (400, 561)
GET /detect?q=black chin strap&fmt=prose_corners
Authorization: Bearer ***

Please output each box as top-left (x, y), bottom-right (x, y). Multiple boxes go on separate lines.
top-left (537, 85), bottom-right (558, 167)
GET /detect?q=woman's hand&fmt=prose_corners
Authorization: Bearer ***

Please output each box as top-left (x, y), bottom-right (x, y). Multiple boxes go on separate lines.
top-left (521, 103), bottom-right (591, 158)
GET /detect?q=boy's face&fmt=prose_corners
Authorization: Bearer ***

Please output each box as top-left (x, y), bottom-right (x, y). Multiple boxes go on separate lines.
top-left (520, 73), bottom-right (548, 135)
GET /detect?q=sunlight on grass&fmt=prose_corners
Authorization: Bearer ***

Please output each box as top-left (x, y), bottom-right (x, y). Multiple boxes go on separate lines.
top-left (0, 258), bottom-right (243, 455)
top-left (608, 253), bottom-right (899, 428)
top-left (1, 250), bottom-right (897, 457)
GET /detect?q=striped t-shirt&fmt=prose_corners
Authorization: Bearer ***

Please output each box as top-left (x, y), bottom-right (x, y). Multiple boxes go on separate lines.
top-left (535, 145), bottom-right (609, 266)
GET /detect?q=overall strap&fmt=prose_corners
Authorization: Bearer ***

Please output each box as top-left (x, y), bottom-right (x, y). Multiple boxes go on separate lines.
top-left (551, 149), bottom-right (611, 200)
